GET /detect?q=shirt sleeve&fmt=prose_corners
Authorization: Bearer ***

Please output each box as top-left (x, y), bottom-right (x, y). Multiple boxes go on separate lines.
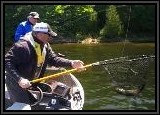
top-left (46, 43), bottom-right (73, 67)
top-left (5, 43), bottom-right (29, 82)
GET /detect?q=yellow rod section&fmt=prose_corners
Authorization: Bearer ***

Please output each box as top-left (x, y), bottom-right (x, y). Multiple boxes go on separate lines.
top-left (30, 63), bottom-right (94, 83)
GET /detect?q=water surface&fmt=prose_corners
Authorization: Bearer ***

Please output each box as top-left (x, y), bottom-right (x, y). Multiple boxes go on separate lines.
top-left (47, 43), bottom-right (156, 110)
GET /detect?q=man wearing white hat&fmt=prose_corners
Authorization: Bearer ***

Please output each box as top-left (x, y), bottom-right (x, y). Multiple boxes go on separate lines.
top-left (5, 22), bottom-right (85, 110)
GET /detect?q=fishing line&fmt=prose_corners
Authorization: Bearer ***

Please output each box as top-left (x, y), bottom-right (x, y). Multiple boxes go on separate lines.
top-left (121, 5), bottom-right (132, 57)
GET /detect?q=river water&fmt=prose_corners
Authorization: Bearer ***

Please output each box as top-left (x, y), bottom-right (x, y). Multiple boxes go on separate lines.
top-left (49, 43), bottom-right (156, 111)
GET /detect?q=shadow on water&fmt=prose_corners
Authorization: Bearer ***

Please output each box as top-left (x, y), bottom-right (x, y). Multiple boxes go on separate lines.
top-left (48, 43), bottom-right (156, 110)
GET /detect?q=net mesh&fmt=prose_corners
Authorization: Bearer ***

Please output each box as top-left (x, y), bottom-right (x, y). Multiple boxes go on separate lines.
top-left (100, 55), bottom-right (155, 96)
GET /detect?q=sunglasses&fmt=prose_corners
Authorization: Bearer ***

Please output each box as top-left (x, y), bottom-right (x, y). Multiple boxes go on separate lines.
top-left (43, 32), bottom-right (50, 36)
top-left (41, 32), bottom-right (52, 38)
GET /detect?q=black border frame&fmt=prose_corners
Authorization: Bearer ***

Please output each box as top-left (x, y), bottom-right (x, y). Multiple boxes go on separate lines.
top-left (1, 0), bottom-right (159, 114)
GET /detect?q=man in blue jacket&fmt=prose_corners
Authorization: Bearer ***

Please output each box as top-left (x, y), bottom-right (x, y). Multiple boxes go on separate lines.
top-left (14, 12), bottom-right (40, 42)
top-left (5, 22), bottom-right (85, 110)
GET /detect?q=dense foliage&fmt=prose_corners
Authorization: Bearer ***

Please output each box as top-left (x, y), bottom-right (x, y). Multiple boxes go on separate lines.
top-left (4, 5), bottom-right (156, 45)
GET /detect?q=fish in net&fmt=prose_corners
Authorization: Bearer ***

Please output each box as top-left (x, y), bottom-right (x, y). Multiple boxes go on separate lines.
top-left (100, 55), bottom-right (155, 96)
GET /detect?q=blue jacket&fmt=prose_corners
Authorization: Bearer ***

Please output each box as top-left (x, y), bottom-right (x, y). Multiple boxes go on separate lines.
top-left (14, 20), bottom-right (33, 42)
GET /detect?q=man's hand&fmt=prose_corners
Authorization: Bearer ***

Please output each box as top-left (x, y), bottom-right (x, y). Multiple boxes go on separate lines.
top-left (71, 60), bottom-right (86, 72)
top-left (18, 77), bottom-right (31, 89)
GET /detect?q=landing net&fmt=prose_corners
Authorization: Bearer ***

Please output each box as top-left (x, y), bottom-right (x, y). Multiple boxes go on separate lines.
top-left (100, 55), bottom-right (155, 96)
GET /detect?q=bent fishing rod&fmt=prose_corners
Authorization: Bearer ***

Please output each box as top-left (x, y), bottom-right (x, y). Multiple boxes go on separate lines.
top-left (30, 55), bottom-right (155, 83)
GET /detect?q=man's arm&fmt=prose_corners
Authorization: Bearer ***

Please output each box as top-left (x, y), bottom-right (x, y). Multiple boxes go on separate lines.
top-left (46, 43), bottom-right (85, 71)
top-left (46, 43), bottom-right (73, 67)
top-left (5, 43), bottom-right (28, 82)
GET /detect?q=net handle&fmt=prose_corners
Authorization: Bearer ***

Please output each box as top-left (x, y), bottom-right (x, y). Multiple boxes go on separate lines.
top-left (30, 63), bottom-right (97, 83)
top-left (30, 55), bottom-right (155, 83)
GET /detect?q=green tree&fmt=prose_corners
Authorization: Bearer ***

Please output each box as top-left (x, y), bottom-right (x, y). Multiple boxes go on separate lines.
top-left (4, 4), bottom-right (155, 45)
top-left (131, 5), bottom-right (155, 37)
top-left (100, 5), bottom-right (124, 41)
